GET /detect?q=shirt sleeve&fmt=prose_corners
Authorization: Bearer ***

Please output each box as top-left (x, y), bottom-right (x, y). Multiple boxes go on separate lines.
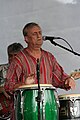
top-left (4, 58), bottom-right (23, 92)
top-left (51, 54), bottom-right (70, 90)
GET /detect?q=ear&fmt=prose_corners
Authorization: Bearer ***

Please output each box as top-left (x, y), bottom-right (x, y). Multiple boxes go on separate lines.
top-left (24, 36), bottom-right (29, 43)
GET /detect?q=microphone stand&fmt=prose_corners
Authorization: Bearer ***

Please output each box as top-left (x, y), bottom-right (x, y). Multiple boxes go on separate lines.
top-left (36, 59), bottom-right (41, 120)
top-left (50, 40), bottom-right (80, 56)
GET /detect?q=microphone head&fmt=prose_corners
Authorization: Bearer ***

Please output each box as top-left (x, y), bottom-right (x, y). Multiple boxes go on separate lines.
top-left (42, 36), bottom-right (46, 41)
top-left (42, 36), bottom-right (54, 41)
top-left (42, 36), bottom-right (61, 41)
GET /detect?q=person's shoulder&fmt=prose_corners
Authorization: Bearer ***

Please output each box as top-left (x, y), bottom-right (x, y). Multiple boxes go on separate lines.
top-left (14, 48), bottom-right (26, 60)
top-left (42, 49), bottom-right (53, 56)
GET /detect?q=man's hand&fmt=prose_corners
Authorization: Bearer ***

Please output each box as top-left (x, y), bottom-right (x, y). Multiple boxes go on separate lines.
top-left (0, 86), bottom-right (10, 99)
top-left (65, 77), bottom-right (76, 90)
top-left (25, 73), bottom-right (35, 85)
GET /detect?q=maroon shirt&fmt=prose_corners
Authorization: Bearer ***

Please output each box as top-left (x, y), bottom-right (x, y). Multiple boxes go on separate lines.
top-left (4, 48), bottom-right (69, 91)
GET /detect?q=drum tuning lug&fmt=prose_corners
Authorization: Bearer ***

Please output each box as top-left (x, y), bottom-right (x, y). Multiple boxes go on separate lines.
top-left (35, 90), bottom-right (44, 102)
top-left (35, 96), bottom-right (41, 102)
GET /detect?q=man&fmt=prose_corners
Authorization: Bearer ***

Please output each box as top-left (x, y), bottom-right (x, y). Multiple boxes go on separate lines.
top-left (0, 43), bottom-right (23, 120)
top-left (4, 22), bottom-right (76, 120)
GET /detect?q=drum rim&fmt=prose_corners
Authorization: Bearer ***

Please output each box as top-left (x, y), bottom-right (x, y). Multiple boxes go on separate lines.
top-left (15, 84), bottom-right (56, 91)
top-left (59, 94), bottom-right (80, 99)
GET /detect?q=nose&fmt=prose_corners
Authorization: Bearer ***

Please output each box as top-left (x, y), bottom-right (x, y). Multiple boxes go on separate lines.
top-left (37, 33), bottom-right (40, 38)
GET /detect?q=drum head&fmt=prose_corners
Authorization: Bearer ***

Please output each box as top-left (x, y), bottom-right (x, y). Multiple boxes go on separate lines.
top-left (14, 84), bottom-right (56, 92)
top-left (59, 94), bottom-right (80, 100)
top-left (16, 84), bottom-right (54, 90)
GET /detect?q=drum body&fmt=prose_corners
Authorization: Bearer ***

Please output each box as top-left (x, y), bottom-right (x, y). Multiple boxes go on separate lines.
top-left (59, 94), bottom-right (80, 119)
top-left (14, 84), bottom-right (59, 120)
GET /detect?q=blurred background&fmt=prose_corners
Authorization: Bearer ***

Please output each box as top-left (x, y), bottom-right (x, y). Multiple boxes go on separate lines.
top-left (0, 0), bottom-right (80, 95)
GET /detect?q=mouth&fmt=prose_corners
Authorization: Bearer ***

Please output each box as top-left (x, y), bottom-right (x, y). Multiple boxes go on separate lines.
top-left (37, 41), bottom-right (43, 45)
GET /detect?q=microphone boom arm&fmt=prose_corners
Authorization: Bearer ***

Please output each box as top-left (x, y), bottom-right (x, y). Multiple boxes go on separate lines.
top-left (50, 40), bottom-right (80, 56)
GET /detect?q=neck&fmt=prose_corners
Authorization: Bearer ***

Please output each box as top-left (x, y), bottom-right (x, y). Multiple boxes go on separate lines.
top-left (27, 47), bottom-right (41, 59)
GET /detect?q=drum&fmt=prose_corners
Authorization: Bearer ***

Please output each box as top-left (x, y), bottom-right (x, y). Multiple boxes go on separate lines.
top-left (59, 94), bottom-right (80, 119)
top-left (14, 84), bottom-right (59, 120)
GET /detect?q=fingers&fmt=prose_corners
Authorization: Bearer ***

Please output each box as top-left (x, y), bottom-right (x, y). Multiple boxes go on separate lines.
top-left (65, 78), bottom-right (76, 90)
top-left (0, 87), bottom-right (11, 99)
top-left (2, 91), bottom-right (11, 99)
top-left (69, 77), bottom-right (76, 89)
top-left (25, 73), bottom-right (35, 85)
top-left (25, 78), bottom-right (35, 84)
top-left (69, 80), bottom-right (76, 90)
top-left (28, 73), bottom-right (35, 77)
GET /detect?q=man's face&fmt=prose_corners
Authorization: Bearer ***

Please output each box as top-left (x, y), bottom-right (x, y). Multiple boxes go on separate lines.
top-left (8, 53), bottom-right (17, 64)
top-left (24, 26), bottom-right (43, 50)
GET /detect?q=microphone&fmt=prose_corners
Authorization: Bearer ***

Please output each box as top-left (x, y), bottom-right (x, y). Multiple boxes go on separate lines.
top-left (42, 36), bottom-right (61, 41)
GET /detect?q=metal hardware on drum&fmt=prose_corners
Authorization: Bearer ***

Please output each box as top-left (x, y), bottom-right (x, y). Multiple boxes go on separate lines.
top-left (54, 89), bottom-right (60, 108)
top-left (59, 94), bottom-right (80, 119)
top-left (35, 90), bottom-right (44, 102)
top-left (41, 89), bottom-right (45, 120)
top-left (14, 90), bottom-right (23, 120)
top-left (35, 87), bottom-right (45, 120)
